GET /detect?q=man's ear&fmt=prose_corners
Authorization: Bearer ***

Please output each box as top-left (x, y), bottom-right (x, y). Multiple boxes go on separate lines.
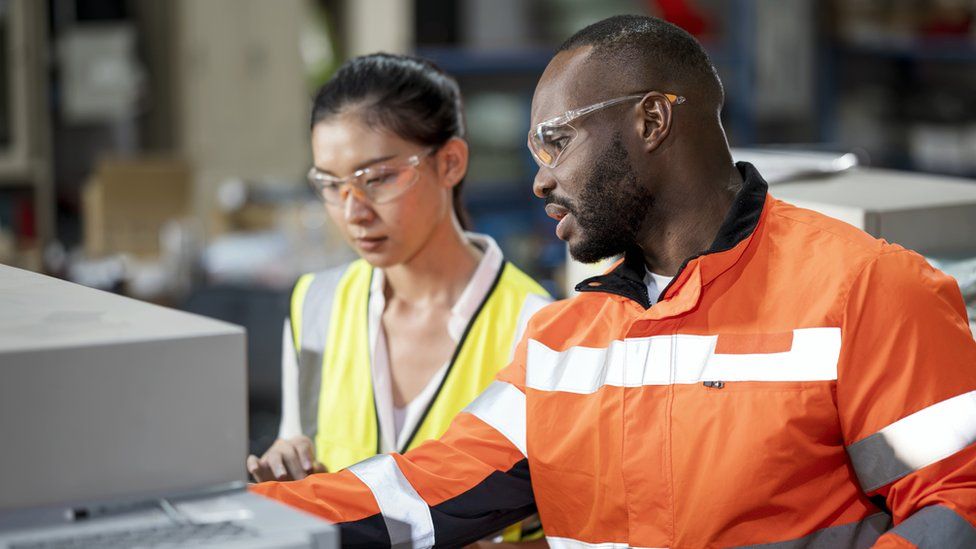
top-left (636, 92), bottom-right (674, 153)
top-left (436, 137), bottom-right (469, 189)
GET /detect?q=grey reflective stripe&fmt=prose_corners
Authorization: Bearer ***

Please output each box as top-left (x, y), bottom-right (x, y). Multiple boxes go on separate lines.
top-left (846, 390), bottom-right (976, 493)
top-left (887, 505), bottom-right (976, 548)
top-left (846, 430), bottom-right (913, 493)
top-left (296, 264), bottom-right (350, 440)
top-left (736, 513), bottom-right (890, 548)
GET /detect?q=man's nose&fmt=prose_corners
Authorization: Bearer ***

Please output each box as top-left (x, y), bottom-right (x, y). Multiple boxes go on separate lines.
top-left (533, 168), bottom-right (556, 199)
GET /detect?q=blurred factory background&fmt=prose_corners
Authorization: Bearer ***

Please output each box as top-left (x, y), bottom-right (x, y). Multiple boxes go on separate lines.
top-left (2, 0), bottom-right (976, 452)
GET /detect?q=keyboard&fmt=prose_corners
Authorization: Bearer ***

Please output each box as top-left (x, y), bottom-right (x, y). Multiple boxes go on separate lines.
top-left (10, 521), bottom-right (256, 548)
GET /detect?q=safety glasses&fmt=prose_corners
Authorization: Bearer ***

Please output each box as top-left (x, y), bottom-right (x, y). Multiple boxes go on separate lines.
top-left (527, 92), bottom-right (686, 169)
top-left (307, 149), bottom-right (435, 205)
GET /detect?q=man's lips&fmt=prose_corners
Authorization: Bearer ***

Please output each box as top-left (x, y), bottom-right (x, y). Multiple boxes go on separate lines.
top-left (545, 203), bottom-right (570, 222)
top-left (544, 203), bottom-right (577, 241)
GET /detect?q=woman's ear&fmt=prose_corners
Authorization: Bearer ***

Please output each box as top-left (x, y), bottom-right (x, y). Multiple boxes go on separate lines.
top-left (436, 137), bottom-right (469, 189)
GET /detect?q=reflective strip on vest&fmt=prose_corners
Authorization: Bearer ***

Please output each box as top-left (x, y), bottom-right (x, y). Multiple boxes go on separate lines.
top-left (290, 258), bottom-right (549, 472)
top-left (293, 266), bottom-right (348, 441)
top-left (316, 260), bottom-right (377, 470)
top-left (290, 273), bottom-right (314, 353)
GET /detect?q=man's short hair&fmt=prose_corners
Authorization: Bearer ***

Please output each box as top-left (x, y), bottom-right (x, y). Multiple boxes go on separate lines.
top-left (557, 14), bottom-right (724, 107)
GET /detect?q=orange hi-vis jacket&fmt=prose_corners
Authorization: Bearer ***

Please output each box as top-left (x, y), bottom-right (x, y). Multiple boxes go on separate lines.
top-left (252, 162), bottom-right (976, 548)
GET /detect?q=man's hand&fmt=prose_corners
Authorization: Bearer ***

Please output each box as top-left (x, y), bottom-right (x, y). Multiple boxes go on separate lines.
top-left (246, 436), bottom-right (326, 482)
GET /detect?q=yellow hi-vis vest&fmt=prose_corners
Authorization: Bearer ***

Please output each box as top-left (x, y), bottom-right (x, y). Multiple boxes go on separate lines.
top-left (289, 258), bottom-right (550, 473)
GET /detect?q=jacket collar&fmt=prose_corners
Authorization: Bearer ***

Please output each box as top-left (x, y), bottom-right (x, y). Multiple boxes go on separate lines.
top-left (575, 161), bottom-right (769, 312)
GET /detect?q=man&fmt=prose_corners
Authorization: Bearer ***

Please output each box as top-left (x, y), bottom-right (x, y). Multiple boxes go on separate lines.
top-left (252, 15), bottom-right (976, 548)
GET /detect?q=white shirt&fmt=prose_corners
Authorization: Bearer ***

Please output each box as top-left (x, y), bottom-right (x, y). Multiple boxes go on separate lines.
top-left (644, 269), bottom-right (674, 306)
top-left (278, 233), bottom-right (550, 453)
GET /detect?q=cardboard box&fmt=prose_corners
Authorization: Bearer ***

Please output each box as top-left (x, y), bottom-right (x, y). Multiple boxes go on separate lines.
top-left (82, 157), bottom-right (191, 258)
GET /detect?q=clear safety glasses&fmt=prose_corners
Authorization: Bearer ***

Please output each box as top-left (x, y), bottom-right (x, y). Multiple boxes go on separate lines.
top-left (307, 149), bottom-right (435, 205)
top-left (527, 92), bottom-right (686, 169)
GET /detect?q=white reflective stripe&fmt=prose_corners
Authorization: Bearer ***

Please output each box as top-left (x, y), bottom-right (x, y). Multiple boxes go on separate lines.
top-left (348, 454), bottom-right (434, 549)
top-left (526, 339), bottom-right (630, 394)
top-left (464, 381), bottom-right (527, 456)
top-left (526, 328), bottom-right (840, 394)
top-left (676, 327), bottom-right (839, 384)
top-left (545, 536), bottom-right (666, 549)
top-left (848, 390), bottom-right (976, 492)
top-left (512, 292), bottom-right (552, 361)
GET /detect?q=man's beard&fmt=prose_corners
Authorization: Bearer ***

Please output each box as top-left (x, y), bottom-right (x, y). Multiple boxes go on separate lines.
top-left (568, 133), bottom-right (652, 264)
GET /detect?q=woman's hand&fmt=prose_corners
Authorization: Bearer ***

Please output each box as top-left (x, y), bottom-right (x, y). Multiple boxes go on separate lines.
top-left (246, 435), bottom-right (326, 482)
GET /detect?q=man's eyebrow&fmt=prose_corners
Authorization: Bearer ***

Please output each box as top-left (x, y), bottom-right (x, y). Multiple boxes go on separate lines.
top-left (314, 154), bottom-right (398, 176)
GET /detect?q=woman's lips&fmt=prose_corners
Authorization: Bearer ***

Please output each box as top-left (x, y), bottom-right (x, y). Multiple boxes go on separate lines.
top-left (354, 236), bottom-right (388, 252)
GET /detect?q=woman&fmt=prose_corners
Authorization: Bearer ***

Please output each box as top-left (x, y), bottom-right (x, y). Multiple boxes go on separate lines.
top-left (246, 53), bottom-right (550, 543)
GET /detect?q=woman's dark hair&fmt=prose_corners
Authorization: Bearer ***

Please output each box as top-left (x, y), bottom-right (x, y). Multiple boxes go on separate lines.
top-left (310, 53), bottom-right (472, 230)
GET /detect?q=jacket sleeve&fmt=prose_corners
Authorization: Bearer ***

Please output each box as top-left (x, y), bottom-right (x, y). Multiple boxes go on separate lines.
top-left (250, 337), bottom-right (537, 548)
top-left (835, 249), bottom-right (976, 548)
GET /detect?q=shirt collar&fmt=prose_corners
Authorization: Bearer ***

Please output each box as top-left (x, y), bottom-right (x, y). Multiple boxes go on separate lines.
top-left (576, 161), bottom-right (769, 310)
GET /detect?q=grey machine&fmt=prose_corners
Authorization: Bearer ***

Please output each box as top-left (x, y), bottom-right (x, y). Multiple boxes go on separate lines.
top-left (0, 265), bottom-right (337, 548)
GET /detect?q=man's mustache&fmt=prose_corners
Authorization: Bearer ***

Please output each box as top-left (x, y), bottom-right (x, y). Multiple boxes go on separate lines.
top-left (544, 194), bottom-right (576, 215)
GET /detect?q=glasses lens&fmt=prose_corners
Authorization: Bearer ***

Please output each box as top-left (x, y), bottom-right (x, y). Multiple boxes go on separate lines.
top-left (308, 154), bottom-right (426, 205)
top-left (308, 169), bottom-right (345, 204)
top-left (529, 132), bottom-right (553, 167)
top-left (530, 124), bottom-right (576, 168)
top-left (362, 165), bottom-right (421, 204)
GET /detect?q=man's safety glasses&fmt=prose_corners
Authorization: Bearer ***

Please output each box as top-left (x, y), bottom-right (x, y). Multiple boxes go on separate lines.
top-left (307, 149), bottom-right (435, 205)
top-left (527, 92), bottom-right (686, 169)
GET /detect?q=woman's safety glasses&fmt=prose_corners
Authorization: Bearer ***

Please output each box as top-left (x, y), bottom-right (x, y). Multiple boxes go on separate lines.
top-left (527, 92), bottom-right (686, 169)
top-left (307, 149), bottom-right (435, 205)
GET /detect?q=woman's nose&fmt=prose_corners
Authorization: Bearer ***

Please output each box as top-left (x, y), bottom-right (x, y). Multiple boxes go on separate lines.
top-left (342, 186), bottom-right (374, 224)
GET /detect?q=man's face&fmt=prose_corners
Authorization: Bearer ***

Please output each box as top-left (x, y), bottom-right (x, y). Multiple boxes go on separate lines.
top-left (565, 133), bottom-right (652, 263)
top-left (530, 48), bottom-right (654, 264)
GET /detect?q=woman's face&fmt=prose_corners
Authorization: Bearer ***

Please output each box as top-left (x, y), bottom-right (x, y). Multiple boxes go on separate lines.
top-left (311, 113), bottom-right (460, 268)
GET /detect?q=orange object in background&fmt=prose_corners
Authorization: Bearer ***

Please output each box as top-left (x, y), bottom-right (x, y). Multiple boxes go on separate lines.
top-left (253, 164), bottom-right (976, 548)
